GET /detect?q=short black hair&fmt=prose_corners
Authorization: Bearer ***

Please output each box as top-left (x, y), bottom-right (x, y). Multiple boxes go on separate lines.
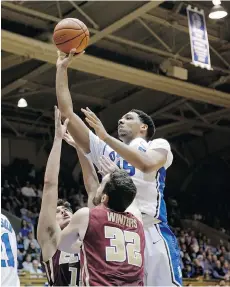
top-left (130, 109), bottom-right (155, 140)
top-left (57, 199), bottom-right (73, 213)
top-left (103, 170), bottom-right (137, 212)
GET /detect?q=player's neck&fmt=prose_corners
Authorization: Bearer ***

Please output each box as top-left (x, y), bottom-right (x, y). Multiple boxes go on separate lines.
top-left (123, 135), bottom-right (146, 145)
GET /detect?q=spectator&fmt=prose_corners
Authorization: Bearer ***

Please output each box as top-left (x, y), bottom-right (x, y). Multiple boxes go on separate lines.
top-left (204, 254), bottom-right (213, 274)
top-left (193, 258), bottom-right (204, 278)
top-left (24, 232), bottom-right (40, 251)
top-left (213, 261), bottom-right (226, 280)
top-left (21, 181), bottom-right (36, 197)
top-left (27, 242), bottom-right (39, 257)
top-left (183, 265), bottom-right (194, 278)
top-left (22, 254), bottom-right (33, 272)
top-left (29, 260), bottom-right (43, 277)
top-left (19, 219), bottom-right (32, 238)
top-left (37, 184), bottom-right (43, 198)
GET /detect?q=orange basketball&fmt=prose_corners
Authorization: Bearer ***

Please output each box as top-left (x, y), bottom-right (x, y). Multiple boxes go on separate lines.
top-left (53, 18), bottom-right (90, 54)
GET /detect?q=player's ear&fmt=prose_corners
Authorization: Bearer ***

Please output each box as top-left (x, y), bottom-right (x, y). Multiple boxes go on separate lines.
top-left (101, 194), bottom-right (108, 204)
top-left (141, 123), bottom-right (148, 132)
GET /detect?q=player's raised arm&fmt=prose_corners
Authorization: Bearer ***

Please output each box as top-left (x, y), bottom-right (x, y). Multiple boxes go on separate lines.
top-left (58, 207), bottom-right (89, 253)
top-left (37, 107), bottom-right (69, 262)
top-left (56, 49), bottom-right (90, 153)
top-left (82, 108), bottom-right (168, 173)
top-left (64, 131), bottom-right (99, 208)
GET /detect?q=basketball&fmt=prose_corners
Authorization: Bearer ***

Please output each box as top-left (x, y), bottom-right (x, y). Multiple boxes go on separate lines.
top-left (53, 18), bottom-right (90, 54)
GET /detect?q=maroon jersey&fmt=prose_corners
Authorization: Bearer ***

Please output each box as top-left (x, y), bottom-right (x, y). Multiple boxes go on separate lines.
top-left (41, 250), bottom-right (80, 286)
top-left (81, 206), bottom-right (145, 286)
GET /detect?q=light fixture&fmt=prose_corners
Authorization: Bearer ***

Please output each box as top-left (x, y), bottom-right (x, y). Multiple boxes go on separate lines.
top-left (209, 0), bottom-right (228, 19)
top-left (17, 98), bottom-right (27, 108)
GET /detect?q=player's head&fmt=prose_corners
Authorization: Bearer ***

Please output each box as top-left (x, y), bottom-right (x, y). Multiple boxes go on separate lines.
top-left (94, 170), bottom-right (137, 212)
top-left (56, 199), bottom-right (73, 229)
top-left (118, 109), bottom-right (155, 143)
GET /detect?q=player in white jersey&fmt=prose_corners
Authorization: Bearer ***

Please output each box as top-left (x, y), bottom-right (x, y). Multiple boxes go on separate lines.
top-left (56, 49), bottom-right (182, 286)
top-left (1, 214), bottom-right (20, 287)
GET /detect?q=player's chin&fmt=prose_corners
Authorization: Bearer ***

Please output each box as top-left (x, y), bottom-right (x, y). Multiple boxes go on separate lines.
top-left (118, 129), bottom-right (128, 139)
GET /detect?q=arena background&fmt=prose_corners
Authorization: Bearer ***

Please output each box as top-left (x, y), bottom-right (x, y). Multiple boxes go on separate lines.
top-left (1, 1), bottom-right (230, 286)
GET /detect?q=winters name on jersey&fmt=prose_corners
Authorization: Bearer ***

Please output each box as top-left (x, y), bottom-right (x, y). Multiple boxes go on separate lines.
top-left (107, 212), bottom-right (137, 228)
top-left (1, 218), bottom-right (12, 233)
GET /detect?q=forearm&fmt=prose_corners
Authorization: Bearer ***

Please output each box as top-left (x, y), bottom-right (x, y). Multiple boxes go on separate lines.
top-left (56, 66), bottom-right (73, 117)
top-left (44, 137), bottom-right (62, 185)
top-left (38, 138), bottom-right (62, 245)
top-left (56, 66), bottom-right (90, 153)
top-left (104, 135), bottom-right (149, 172)
top-left (76, 147), bottom-right (99, 195)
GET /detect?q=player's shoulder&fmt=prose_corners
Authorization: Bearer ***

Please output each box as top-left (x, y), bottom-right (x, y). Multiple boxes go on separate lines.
top-left (90, 206), bottom-right (110, 219)
top-left (1, 214), bottom-right (13, 234)
top-left (74, 207), bottom-right (89, 219)
top-left (129, 137), bottom-right (148, 152)
top-left (148, 138), bottom-right (171, 151)
top-left (90, 205), bottom-right (105, 214)
top-left (1, 213), bottom-right (8, 222)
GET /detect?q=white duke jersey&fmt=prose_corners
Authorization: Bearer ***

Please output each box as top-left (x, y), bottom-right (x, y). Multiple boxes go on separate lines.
top-left (1, 214), bottom-right (20, 287)
top-left (86, 131), bottom-right (173, 222)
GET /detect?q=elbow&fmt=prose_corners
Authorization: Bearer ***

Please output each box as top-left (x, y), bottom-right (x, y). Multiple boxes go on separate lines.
top-left (142, 165), bottom-right (153, 174)
top-left (142, 163), bottom-right (159, 174)
top-left (44, 179), bottom-right (57, 188)
top-left (59, 106), bottom-right (73, 119)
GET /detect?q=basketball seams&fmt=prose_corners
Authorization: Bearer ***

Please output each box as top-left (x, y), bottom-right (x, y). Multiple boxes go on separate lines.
top-left (75, 35), bottom-right (87, 50)
top-left (69, 18), bottom-right (88, 34)
top-left (55, 31), bottom-right (86, 45)
top-left (54, 28), bottom-right (83, 32)
top-left (68, 18), bottom-right (89, 51)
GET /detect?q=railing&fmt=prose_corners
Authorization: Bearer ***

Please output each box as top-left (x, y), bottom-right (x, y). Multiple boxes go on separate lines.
top-left (19, 272), bottom-right (224, 286)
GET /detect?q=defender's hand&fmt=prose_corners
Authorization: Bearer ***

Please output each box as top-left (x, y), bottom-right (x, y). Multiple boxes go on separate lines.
top-left (63, 131), bottom-right (77, 149)
top-left (54, 106), bottom-right (69, 139)
top-left (56, 49), bottom-right (84, 69)
top-left (98, 156), bottom-right (119, 177)
top-left (81, 107), bottom-right (109, 141)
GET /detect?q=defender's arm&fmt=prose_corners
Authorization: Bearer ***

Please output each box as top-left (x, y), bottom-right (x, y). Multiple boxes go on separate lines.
top-left (64, 132), bottom-right (99, 208)
top-left (37, 107), bottom-right (67, 262)
top-left (58, 207), bottom-right (89, 253)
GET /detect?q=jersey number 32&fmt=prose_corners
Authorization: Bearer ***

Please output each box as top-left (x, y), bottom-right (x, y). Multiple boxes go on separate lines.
top-left (104, 226), bottom-right (142, 267)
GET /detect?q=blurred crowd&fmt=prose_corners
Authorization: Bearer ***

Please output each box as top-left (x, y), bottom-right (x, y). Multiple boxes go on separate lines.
top-left (2, 158), bottom-right (230, 283)
top-left (175, 228), bottom-right (230, 282)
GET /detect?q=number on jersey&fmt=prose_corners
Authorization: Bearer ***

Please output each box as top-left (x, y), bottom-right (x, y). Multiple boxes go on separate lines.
top-left (104, 226), bottom-right (142, 267)
top-left (109, 151), bottom-right (136, 176)
top-left (1, 233), bottom-right (15, 267)
top-left (69, 267), bottom-right (78, 286)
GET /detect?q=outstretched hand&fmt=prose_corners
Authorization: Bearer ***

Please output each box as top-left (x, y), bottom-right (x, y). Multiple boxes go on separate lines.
top-left (81, 107), bottom-right (109, 141)
top-left (98, 156), bottom-right (119, 177)
top-left (54, 106), bottom-right (69, 139)
top-left (63, 131), bottom-right (77, 149)
top-left (56, 48), bottom-right (85, 69)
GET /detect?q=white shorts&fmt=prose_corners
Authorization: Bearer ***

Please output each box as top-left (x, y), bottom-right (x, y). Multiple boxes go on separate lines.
top-left (144, 221), bottom-right (182, 286)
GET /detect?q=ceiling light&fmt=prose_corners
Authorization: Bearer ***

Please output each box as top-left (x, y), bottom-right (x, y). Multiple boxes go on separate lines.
top-left (17, 98), bottom-right (27, 108)
top-left (209, 0), bottom-right (228, 19)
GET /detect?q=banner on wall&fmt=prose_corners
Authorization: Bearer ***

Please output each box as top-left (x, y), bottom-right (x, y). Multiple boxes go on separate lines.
top-left (187, 5), bottom-right (212, 70)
